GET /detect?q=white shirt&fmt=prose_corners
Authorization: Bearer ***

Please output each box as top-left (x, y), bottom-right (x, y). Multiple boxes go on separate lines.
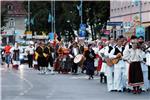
top-left (25, 46), bottom-right (35, 55)
top-left (128, 48), bottom-right (144, 62)
top-left (146, 48), bottom-right (150, 66)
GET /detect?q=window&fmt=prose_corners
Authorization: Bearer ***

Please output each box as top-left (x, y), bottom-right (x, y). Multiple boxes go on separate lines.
top-left (7, 4), bottom-right (13, 11)
top-left (128, 5), bottom-right (130, 8)
top-left (121, 7), bottom-right (123, 10)
top-left (9, 18), bottom-right (15, 28)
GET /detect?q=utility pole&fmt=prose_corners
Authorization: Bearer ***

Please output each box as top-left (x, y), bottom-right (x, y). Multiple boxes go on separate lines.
top-left (28, 0), bottom-right (30, 31)
top-left (139, 0), bottom-right (142, 26)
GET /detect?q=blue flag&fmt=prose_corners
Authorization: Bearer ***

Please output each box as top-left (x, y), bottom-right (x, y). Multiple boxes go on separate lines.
top-left (48, 13), bottom-right (52, 23)
top-left (49, 32), bottom-right (54, 41)
top-left (31, 17), bottom-right (34, 25)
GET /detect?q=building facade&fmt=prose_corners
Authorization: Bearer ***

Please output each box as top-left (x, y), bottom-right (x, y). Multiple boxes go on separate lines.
top-left (109, 0), bottom-right (150, 40)
top-left (1, 1), bottom-right (27, 45)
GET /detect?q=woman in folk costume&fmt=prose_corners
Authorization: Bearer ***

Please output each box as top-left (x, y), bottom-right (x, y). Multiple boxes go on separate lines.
top-left (123, 35), bottom-right (137, 92)
top-left (84, 44), bottom-right (96, 79)
top-left (92, 42), bottom-right (101, 75)
top-left (56, 43), bottom-right (64, 73)
top-left (35, 42), bottom-right (46, 74)
top-left (145, 42), bottom-right (150, 90)
top-left (127, 39), bottom-right (144, 94)
top-left (109, 35), bottom-right (126, 92)
top-left (98, 41), bottom-right (109, 83)
top-left (11, 42), bottom-right (23, 69)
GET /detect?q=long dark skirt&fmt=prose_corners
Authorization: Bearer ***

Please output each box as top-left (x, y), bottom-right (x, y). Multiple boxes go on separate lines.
top-left (128, 62), bottom-right (144, 86)
top-left (37, 56), bottom-right (46, 67)
top-left (148, 66), bottom-right (150, 80)
top-left (86, 60), bottom-right (95, 75)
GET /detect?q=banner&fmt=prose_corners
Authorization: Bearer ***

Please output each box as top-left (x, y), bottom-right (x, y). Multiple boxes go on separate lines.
top-left (136, 26), bottom-right (145, 38)
top-left (104, 30), bottom-right (110, 35)
top-left (79, 24), bottom-right (86, 37)
top-left (49, 32), bottom-right (54, 41)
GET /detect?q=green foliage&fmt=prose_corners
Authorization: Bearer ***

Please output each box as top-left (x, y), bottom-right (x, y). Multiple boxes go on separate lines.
top-left (23, 1), bottom-right (110, 39)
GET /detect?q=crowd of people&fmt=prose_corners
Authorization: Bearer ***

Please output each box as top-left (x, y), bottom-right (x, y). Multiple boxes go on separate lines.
top-left (1, 35), bottom-right (150, 94)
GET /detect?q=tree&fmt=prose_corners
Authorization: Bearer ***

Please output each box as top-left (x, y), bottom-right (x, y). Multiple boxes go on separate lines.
top-left (23, 1), bottom-right (110, 40)
top-left (1, 7), bottom-right (8, 29)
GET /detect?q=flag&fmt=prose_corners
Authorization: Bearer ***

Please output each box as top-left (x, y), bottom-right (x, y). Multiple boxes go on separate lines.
top-left (48, 12), bottom-right (54, 23)
top-left (31, 17), bottom-right (34, 25)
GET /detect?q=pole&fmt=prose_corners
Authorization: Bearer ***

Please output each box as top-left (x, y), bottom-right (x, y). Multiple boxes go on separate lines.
top-left (54, 0), bottom-right (55, 33)
top-left (51, 1), bottom-right (53, 33)
top-left (139, 0), bottom-right (142, 26)
top-left (81, 0), bottom-right (83, 25)
top-left (28, 0), bottom-right (30, 31)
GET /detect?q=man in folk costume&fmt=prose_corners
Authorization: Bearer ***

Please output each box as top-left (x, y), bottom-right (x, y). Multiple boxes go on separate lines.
top-left (70, 42), bottom-right (80, 74)
top-left (109, 35), bottom-right (125, 92)
top-left (145, 42), bottom-right (150, 90)
top-left (127, 38), bottom-right (144, 94)
top-left (84, 44), bottom-right (96, 79)
top-left (123, 35), bottom-right (137, 92)
top-left (99, 38), bottom-right (115, 91)
top-left (43, 44), bottom-right (51, 74)
top-left (25, 41), bottom-right (35, 68)
top-left (11, 42), bottom-right (23, 69)
top-left (35, 42), bottom-right (46, 74)
top-left (48, 43), bottom-right (55, 74)
top-left (138, 37), bottom-right (149, 92)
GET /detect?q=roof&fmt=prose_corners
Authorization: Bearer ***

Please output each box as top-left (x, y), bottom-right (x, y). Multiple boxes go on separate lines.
top-left (1, 1), bottom-right (27, 16)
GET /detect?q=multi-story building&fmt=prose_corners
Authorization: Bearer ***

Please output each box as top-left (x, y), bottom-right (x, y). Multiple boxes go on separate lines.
top-left (109, 0), bottom-right (150, 40)
top-left (1, 1), bottom-right (27, 45)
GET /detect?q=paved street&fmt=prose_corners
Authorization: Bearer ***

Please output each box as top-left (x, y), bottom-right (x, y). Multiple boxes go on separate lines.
top-left (1, 64), bottom-right (150, 100)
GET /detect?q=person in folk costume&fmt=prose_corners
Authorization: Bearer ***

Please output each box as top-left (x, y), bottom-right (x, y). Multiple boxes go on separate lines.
top-left (4, 43), bottom-right (12, 68)
top-left (47, 42), bottom-right (55, 74)
top-left (63, 43), bottom-right (72, 73)
top-left (137, 37), bottom-right (149, 92)
top-left (92, 42), bottom-right (100, 75)
top-left (70, 42), bottom-right (80, 74)
top-left (56, 43), bottom-right (64, 73)
top-left (25, 41), bottom-right (35, 68)
top-left (126, 38), bottom-right (144, 94)
top-left (10, 42), bottom-right (23, 69)
top-left (99, 38), bottom-right (115, 89)
top-left (43, 43), bottom-right (51, 74)
top-left (35, 42), bottom-right (46, 74)
top-left (123, 35), bottom-right (137, 92)
top-left (145, 41), bottom-right (150, 90)
top-left (96, 41), bottom-right (103, 76)
top-left (84, 44), bottom-right (96, 79)
top-left (109, 35), bottom-right (126, 92)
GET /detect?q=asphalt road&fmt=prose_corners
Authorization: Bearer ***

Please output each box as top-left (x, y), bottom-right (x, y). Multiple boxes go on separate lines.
top-left (1, 64), bottom-right (150, 100)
